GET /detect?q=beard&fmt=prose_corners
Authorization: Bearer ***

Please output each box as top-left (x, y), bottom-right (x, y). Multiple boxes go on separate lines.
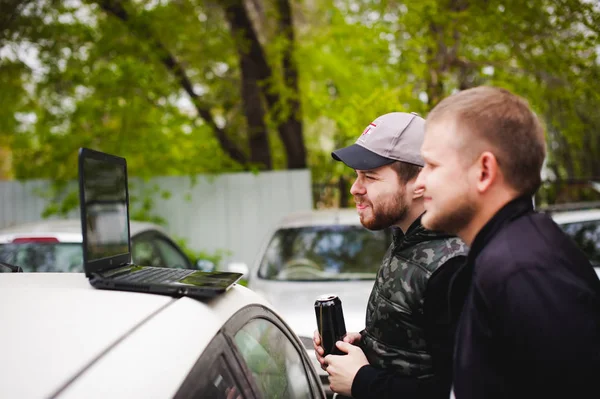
top-left (355, 191), bottom-right (409, 231)
top-left (422, 195), bottom-right (476, 234)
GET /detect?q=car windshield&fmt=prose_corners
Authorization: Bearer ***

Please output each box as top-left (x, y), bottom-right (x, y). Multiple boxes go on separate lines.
top-left (558, 219), bottom-right (600, 266)
top-left (0, 243), bottom-right (83, 272)
top-left (258, 225), bottom-right (391, 281)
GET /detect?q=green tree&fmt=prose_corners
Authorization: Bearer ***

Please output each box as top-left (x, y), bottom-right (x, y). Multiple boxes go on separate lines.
top-left (1, 0), bottom-right (599, 209)
top-left (299, 0), bottom-right (600, 206)
top-left (0, 0), bottom-right (306, 185)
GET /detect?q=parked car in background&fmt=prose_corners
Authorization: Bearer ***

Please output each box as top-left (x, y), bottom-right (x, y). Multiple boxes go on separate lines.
top-left (226, 209), bottom-right (391, 394)
top-left (543, 204), bottom-right (600, 277)
top-left (0, 273), bottom-right (325, 399)
top-left (0, 219), bottom-right (194, 272)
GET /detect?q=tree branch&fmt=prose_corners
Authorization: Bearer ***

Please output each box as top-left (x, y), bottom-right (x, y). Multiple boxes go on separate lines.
top-left (96, 0), bottom-right (248, 165)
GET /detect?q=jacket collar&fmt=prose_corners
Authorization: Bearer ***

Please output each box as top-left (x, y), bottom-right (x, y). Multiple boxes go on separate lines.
top-left (467, 195), bottom-right (535, 266)
top-left (447, 196), bottom-right (534, 319)
top-left (393, 213), bottom-right (455, 251)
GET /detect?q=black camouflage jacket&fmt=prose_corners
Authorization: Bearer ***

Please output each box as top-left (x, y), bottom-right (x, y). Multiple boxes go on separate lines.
top-left (359, 215), bottom-right (468, 377)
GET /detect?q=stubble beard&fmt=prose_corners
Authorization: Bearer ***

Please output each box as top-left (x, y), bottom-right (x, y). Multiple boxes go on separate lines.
top-left (356, 192), bottom-right (409, 231)
top-left (423, 196), bottom-right (477, 235)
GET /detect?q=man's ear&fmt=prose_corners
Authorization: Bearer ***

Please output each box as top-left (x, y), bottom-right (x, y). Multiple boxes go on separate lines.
top-left (475, 151), bottom-right (499, 193)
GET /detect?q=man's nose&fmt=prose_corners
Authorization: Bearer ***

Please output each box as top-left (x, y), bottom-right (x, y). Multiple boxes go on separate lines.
top-left (350, 178), bottom-right (365, 196)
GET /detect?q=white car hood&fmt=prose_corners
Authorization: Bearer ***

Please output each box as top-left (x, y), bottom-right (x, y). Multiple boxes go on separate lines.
top-left (249, 279), bottom-right (374, 339)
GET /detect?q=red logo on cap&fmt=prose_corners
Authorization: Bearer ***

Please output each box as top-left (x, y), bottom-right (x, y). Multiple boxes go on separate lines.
top-left (361, 122), bottom-right (376, 136)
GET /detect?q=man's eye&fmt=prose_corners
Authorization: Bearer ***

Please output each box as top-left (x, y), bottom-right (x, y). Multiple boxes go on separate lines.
top-left (365, 175), bottom-right (376, 180)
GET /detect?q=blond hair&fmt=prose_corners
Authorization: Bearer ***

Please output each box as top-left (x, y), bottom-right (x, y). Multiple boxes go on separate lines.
top-left (427, 86), bottom-right (546, 196)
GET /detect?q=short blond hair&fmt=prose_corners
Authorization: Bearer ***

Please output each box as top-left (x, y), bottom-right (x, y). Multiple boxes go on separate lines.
top-left (427, 86), bottom-right (546, 196)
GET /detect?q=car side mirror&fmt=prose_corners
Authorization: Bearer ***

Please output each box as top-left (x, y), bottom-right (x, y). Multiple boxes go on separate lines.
top-left (223, 262), bottom-right (249, 277)
top-left (195, 259), bottom-right (216, 272)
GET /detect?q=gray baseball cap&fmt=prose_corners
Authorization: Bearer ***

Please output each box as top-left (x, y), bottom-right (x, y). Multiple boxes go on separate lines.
top-left (332, 112), bottom-right (425, 170)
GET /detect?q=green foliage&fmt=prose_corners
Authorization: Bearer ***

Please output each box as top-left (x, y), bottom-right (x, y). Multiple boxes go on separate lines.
top-left (298, 0), bottom-right (600, 205)
top-left (40, 188), bottom-right (80, 218)
top-left (1, 0), bottom-right (599, 207)
top-left (172, 236), bottom-right (231, 270)
top-left (2, 0), bottom-right (245, 183)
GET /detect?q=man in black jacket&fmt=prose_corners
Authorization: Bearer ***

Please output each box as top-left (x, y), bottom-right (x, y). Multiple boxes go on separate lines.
top-left (417, 86), bottom-right (600, 399)
top-left (313, 112), bottom-right (468, 399)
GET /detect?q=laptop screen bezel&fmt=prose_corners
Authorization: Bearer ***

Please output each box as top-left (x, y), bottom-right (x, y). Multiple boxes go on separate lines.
top-left (78, 147), bottom-right (132, 278)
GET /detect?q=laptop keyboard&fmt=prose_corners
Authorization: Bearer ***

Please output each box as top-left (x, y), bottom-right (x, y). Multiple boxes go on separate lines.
top-left (113, 267), bottom-right (195, 284)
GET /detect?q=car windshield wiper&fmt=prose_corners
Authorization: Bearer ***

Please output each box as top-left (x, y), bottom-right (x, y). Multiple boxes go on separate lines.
top-left (0, 261), bottom-right (23, 273)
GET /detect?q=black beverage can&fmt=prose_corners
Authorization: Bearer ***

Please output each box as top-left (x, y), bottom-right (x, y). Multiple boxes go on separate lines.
top-left (314, 294), bottom-right (347, 356)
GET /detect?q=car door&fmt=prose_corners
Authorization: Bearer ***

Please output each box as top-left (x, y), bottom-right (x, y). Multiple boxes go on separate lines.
top-left (174, 304), bottom-right (325, 399)
top-left (131, 230), bottom-right (192, 269)
top-left (174, 333), bottom-right (258, 399)
top-left (224, 305), bottom-right (324, 399)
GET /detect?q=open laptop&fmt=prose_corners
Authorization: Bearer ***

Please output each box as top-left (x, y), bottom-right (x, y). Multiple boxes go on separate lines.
top-left (78, 147), bottom-right (242, 299)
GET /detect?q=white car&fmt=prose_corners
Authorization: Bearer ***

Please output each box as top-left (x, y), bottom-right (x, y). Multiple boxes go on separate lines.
top-left (0, 273), bottom-right (325, 399)
top-left (544, 206), bottom-right (600, 276)
top-left (0, 219), bottom-right (195, 272)
top-left (232, 209), bottom-right (391, 395)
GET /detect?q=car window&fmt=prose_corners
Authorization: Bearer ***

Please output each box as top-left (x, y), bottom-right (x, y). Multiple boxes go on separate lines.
top-left (152, 236), bottom-right (191, 269)
top-left (559, 219), bottom-right (600, 266)
top-left (132, 232), bottom-right (191, 269)
top-left (174, 334), bottom-right (253, 399)
top-left (0, 243), bottom-right (83, 272)
top-left (190, 354), bottom-right (248, 399)
top-left (234, 318), bottom-right (312, 399)
top-left (258, 226), bottom-right (391, 281)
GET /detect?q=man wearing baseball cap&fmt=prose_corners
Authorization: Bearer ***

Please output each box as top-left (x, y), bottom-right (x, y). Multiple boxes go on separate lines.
top-left (313, 112), bottom-right (468, 399)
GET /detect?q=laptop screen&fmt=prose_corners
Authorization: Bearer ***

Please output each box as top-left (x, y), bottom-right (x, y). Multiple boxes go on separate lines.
top-left (81, 155), bottom-right (130, 264)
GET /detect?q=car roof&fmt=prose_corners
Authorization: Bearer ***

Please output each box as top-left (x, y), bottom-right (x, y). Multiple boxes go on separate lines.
top-left (548, 208), bottom-right (600, 225)
top-left (0, 273), bottom-right (270, 398)
top-left (277, 208), bottom-right (362, 228)
top-left (0, 219), bottom-right (167, 243)
top-left (277, 207), bottom-right (600, 228)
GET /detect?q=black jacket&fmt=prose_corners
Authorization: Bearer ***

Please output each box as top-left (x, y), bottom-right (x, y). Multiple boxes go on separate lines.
top-left (453, 196), bottom-right (600, 399)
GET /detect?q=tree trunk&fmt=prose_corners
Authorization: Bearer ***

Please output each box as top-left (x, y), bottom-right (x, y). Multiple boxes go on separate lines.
top-left (223, 0), bottom-right (306, 170)
top-left (425, 28), bottom-right (446, 108)
top-left (575, 106), bottom-right (600, 177)
top-left (425, 0), bottom-right (470, 108)
top-left (223, 0), bottom-right (272, 169)
top-left (274, 0), bottom-right (307, 169)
